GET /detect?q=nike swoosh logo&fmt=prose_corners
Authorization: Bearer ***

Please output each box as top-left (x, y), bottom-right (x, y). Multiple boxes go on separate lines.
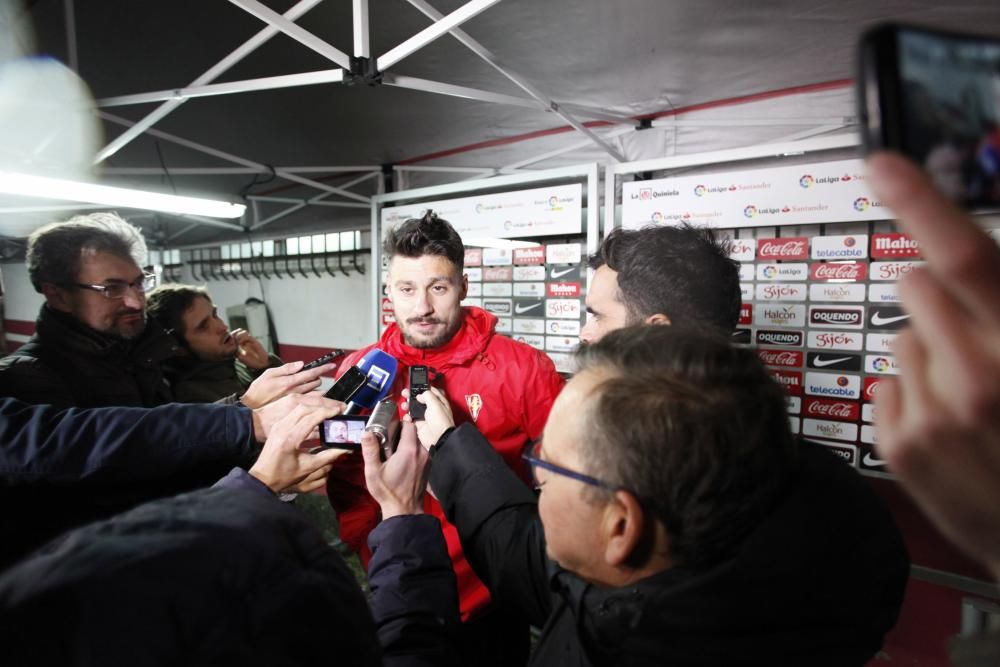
top-left (813, 356), bottom-right (852, 368)
top-left (514, 303), bottom-right (542, 314)
top-left (550, 267), bottom-right (576, 279)
top-left (862, 452), bottom-right (887, 467)
top-left (870, 312), bottom-right (911, 326)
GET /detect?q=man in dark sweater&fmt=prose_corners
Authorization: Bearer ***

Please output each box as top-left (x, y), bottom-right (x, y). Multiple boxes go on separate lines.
top-left (146, 283), bottom-right (283, 404)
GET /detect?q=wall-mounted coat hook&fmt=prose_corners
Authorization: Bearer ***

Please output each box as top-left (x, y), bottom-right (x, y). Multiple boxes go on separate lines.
top-left (350, 247), bottom-right (365, 275)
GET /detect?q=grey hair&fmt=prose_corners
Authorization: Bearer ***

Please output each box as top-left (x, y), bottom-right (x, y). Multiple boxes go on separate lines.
top-left (27, 212), bottom-right (148, 292)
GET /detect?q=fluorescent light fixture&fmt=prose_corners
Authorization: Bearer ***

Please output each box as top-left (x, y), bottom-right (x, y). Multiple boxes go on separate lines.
top-left (0, 171), bottom-right (246, 219)
top-left (462, 237), bottom-right (538, 250)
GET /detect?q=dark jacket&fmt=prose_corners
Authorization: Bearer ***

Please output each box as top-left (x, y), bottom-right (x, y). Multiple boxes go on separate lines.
top-left (0, 473), bottom-right (458, 667)
top-left (0, 397), bottom-right (258, 569)
top-left (164, 354), bottom-right (283, 404)
top-left (429, 423), bottom-right (910, 666)
top-left (0, 305), bottom-right (178, 408)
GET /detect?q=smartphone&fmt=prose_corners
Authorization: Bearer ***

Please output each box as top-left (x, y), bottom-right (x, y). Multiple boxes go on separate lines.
top-left (408, 366), bottom-right (429, 420)
top-left (324, 366), bottom-right (367, 402)
top-left (302, 350), bottom-right (342, 371)
top-left (319, 415), bottom-right (368, 450)
top-left (857, 23), bottom-right (1000, 208)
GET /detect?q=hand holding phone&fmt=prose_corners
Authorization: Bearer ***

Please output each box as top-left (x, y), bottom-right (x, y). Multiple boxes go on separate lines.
top-left (302, 350), bottom-right (342, 371)
top-left (857, 23), bottom-right (1000, 208)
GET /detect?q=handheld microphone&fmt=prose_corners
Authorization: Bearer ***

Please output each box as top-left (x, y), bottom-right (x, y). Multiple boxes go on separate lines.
top-left (365, 399), bottom-right (399, 459)
top-left (345, 349), bottom-right (398, 415)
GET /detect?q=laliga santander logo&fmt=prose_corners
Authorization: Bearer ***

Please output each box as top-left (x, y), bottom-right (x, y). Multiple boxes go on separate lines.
top-left (744, 205), bottom-right (758, 219)
top-left (799, 175), bottom-right (815, 188)
top-left (762, 265), bottom-right (778, 279)
top-left (475, 203), bottom-right (485, 214)
top-left (694, 184), bottom-right (707, 197)
top-left (854, 197), bottom-right (870, 212)
top-left (651, 211), bottom-right (664, 223)
top-left (872, 357), bottom-right (891, 372)
top-left (547, 195), bottom-right (563, 211)
top-left (503, 220), bottom-right (513, 231)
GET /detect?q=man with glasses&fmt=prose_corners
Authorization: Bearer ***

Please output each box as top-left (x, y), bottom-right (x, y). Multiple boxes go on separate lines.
top-left (404, 325), bottom-right (908, 666)
top-left (0, 214), bottom-right (180, 409)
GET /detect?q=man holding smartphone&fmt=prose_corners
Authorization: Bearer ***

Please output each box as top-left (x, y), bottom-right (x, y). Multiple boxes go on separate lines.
top-left (326, 211), bottom-right (564, 666)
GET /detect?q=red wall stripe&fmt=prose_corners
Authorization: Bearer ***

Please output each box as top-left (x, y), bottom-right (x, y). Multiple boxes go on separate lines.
top-left (4, 319), bottom-right (35, 336)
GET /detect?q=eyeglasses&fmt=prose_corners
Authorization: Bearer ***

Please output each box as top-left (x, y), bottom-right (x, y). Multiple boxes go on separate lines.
top-left (64, 273), bottom-right (157, 299)
top-left (522, 439), bottom-right (619, 492)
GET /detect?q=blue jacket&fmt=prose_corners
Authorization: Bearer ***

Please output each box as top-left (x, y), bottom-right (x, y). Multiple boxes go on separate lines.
top-left (0, 397), bottom-right (257, 569)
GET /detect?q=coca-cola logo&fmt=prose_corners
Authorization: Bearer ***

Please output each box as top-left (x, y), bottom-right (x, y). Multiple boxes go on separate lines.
top-left (810, 262), bottom-right (866, 281)
top-left (863, 377), bottom-right (881, 402)
top-left (757, 349), bottom-right (803, 367)
top-left (804, 398), bottom-right (860, 421)
top-left (758, 237), bottom-right (808, 260)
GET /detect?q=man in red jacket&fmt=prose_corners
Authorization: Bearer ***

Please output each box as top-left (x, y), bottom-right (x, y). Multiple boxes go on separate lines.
top-left (327, 211), bottom-right (564, 666)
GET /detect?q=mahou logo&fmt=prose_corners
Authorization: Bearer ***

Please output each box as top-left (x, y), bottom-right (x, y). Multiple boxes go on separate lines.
top-left (547, 282), bottom-right (581, 298)
top-left (810, 262), bottom-right (867, 281)
top-left (512, 246), bottom-right (545, 265)
top-left (871, 233), bottom-right (920, 259)
top-left (804, 398), bottom-right (860, 422)
top-left (770, 370), bottom-right (802, 396)
top-left (757, 349), bottom-right (803, 368)
top-left (757, 237), bottom-right (808, 260)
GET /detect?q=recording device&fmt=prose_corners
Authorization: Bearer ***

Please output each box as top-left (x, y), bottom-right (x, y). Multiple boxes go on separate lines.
top-left (319, 415), bottom-right (367, 449)
top-left (324, 365), bottom-right (368, 403)
top-left (345, 349), bottom-right (398, 415)
top-left (408, 366), bottom-right (429, 420)
top-left (302, 350), bottom-right (342, 371)
top-left (858, 23), bottom-right (1000, 208)
top-left (318, 400), bottom-right (399, 457)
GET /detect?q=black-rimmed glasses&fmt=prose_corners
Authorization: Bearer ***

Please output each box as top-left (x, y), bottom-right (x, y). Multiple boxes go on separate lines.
top-left (64, 273), bottom-right (157, 299)
top-left (522, 439), bottom-right (620, 492)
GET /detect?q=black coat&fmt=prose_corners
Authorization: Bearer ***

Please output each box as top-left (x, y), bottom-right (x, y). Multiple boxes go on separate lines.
top-left (0, 305), bottom-right (178, 408)
top-left (429, 424), bottom-right (910, 667)
top-left (0, 398), bottom-right (258, 569)
top-left (0, 472), bottom-right (459, 667)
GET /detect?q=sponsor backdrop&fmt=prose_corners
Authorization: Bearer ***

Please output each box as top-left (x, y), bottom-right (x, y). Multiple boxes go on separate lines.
top-left (381, 183), bottom-right (583, 238)
top-left (731, 229), bottom-right (923, 475)
top-left (621, 159), bottom-right (890, 230)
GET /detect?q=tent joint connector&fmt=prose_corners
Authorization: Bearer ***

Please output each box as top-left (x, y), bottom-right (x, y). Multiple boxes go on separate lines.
top-left (345, 56), bottom-right (383, 87)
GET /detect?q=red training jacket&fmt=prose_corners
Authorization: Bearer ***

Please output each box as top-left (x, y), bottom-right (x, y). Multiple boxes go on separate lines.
top-left (326, 306), bottom-right (564, 620)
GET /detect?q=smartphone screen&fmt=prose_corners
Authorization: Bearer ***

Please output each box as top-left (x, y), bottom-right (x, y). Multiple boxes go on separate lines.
top-left (861, 24), bottom-right (1000, 208)
top-left (320, 416), bottom-right (368, 449)
top-left (325, 366), bottom-right (367, 402)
